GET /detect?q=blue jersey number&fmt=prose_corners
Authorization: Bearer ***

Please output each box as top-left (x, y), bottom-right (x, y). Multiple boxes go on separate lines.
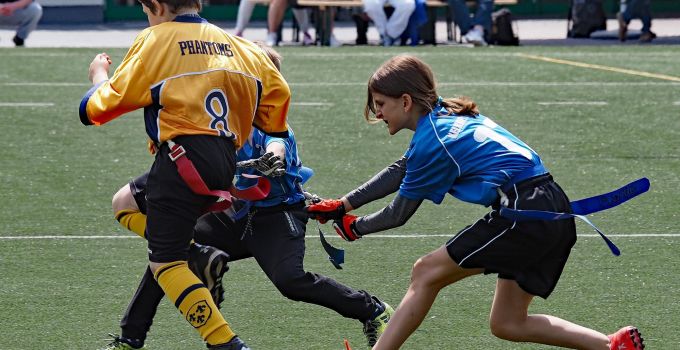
top-left (205, 89), bottom-right (233, 138)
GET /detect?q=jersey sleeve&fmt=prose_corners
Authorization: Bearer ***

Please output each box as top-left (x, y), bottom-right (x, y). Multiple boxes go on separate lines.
top-left (253, 54), bottom-right (290, 137)
top-left (79, 31), bottom-right (153, 126)
top-left (264, 133), bottom-right (293, 168)
top-left (399, 141), bottom-right (460, 204)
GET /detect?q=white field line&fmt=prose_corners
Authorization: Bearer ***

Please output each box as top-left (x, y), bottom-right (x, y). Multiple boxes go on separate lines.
top-left (0, 233), bottom-right (678, 240)
top-left (674, 101), bottom-right (680, 106)
top-left (289, 82), bottom-right (680, 87)
top-left (538, 101), bottom-right (608, 106)
top-left (0, 102), bottom-right (54, 107)
top-left (283, 52), bottom-right (680, 59)
top-left (4, 82), bottom-right (91, 87)
top-left (1, 51), bottom-right (679, 58)
top-left (291, 102), bottom-right (334, 106)
top-left (4, 81), bottom-right (680, 88)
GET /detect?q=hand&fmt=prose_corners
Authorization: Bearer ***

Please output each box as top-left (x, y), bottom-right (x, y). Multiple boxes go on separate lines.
top-left (88, 53), bottom-right (112, 84)
top-left (305, 199), bottom-right (346, 224)
top-left (236, 151), bottom-right (286, 177)
top-left (332, 215), bottom-right (361, 242)
top-left (0, 3), bottom-right (17, 16)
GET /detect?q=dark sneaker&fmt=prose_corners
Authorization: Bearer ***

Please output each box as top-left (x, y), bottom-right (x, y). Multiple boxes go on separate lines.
top-left (208, 336), bottom-right (252, 350)
top-left (617, 13), bottom-right (628, 41)
top-left (363, 298), bottom-right (394, 347)
top-left (639, 31), bottom-right (656, 43)
top-left (12, 35), bottom-right (24, 47)
top-left (98, 334), bottom-right (145, 350)
top-left (609, 326), bottom-right (645, 350)
top-left (188, 243), bottom-right (229, 309)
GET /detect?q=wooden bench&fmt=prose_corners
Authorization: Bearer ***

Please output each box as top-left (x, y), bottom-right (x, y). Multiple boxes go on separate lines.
top-left (255, 0), bottom-right (517, 45)
top-left (299, 0), bottom-right (517, 45)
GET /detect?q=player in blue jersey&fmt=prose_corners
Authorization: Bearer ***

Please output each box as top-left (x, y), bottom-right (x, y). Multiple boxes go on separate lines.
top-left (101, 45), bottom-right (393, 350)
top-left (306, 55), bottom-right (643, 350)
top-left (104, 127), bottom-right (393, 350)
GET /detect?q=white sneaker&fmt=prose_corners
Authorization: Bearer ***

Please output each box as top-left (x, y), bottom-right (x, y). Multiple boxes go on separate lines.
top-left (329, 34), bottom-right (342, 47)
top-left (464, 27), bottom-right (487, 46)
top-left (265, 32), bottom-right (278, 47)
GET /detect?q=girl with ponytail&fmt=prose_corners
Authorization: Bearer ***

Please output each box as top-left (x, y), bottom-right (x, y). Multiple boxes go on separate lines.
top-left (307, 55), bottom-right (642, 350)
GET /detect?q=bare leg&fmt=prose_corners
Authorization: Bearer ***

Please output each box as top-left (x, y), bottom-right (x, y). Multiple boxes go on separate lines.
top-left (234, 0), bottom-right (256, 35)
top-left (267, 0), bottom-right (287, 34)
top-left (489, 278), bottom-right (610, 349)
top-left (373, 246), bottom-right (482, 350)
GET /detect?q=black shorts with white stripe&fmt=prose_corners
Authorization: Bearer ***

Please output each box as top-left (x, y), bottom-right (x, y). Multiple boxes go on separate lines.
top-left (445, 174), bottom-right (576, 299)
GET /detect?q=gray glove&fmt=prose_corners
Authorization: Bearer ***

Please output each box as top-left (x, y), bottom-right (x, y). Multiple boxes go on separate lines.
top-left (236, 152), bottom-right (286, 177)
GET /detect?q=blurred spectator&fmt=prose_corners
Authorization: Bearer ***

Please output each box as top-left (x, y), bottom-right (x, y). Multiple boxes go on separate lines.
top-left (618, 0), bottom-right (655, 42)
top-left (234, 0), bottom-right (256, 37)
top-left (400, 0), bottom-right (427, 45)
top-left (235, 0), bottom-right (318, 45)
top-left (260, 0), bottom-right (340, 46)
top-left (447, 0), bottom-right (493, 46)
top-left (0, 0), bottom-right (42, 47)
top-left (362, 0), bottom-right (415, 46)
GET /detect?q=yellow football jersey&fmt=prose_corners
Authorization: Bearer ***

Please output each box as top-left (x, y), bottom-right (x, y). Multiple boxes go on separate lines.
top-left (79, 15), bottom-right (290, 149)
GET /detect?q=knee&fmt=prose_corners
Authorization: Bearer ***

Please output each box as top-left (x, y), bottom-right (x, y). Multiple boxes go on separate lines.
top-left (362, 0), bottom-right (383, 14)
top-left (271, 271), bottom-right (308, 301)
top-left (396, 0), bottom-right (416, 13)
top-left (410, 255), bottom-right (439, 288)
top-left (112, 184), bottom-right (137, 215)
top-left (489, 316), bottom-right (522, 341)
top-left (26, 2), bottom-right (43, 19)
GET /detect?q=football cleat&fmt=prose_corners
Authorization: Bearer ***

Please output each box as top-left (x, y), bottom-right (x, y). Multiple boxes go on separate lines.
top-left (363, 298), bottom-right (394, 347)
top-left (98, 334), bottom-right (145, 350)
top-left (609, 326), bottom-right (645, 350)
top-left (188, 243), bottom-right (230, 309)
top-left (208, 336), bottom-right (251, 350)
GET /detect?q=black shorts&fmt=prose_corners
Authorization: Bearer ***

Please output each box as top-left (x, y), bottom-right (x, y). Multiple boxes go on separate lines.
top-left (129, 172), bottom-right (149, 214)
top-left (145, 135), bottom-right (236, 263)
top-left (445, 175), bottom-right (576, 299)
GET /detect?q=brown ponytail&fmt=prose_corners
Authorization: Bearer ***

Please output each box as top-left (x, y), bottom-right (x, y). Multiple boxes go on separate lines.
top-left (440, 96), bottom-right (479, 116)
top-left (365, 55), bottom-right (479, 122)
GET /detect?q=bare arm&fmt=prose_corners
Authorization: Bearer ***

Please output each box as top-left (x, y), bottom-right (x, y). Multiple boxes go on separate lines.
top-left (88, 53), bottom-right (112, 85)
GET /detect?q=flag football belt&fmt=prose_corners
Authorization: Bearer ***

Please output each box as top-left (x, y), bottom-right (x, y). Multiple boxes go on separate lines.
top-left (166, 140), bottom-right (271, 212)
top-left (499, 177), bottom-right (650, 256)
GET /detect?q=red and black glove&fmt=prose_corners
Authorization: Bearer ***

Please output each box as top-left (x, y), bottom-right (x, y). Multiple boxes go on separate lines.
top-left (305, 199), bottom-right (346, 224)
top-left (332, 214), bottom-right (362, 242)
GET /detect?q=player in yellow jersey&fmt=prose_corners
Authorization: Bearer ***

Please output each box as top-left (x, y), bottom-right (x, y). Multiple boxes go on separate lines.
top-left (79, 1), bottom-right (291, 349)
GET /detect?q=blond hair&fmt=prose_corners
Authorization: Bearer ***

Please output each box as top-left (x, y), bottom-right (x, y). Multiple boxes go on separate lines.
top-left (138, 0), bottom-right (202, 15)
top-left (364, 55), bottom-right (479, 122)
top-left (254, 41), bottom-right (282, 72)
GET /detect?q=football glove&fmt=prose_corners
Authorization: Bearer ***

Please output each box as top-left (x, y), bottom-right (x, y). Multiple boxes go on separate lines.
top-left (236, 152), bottom-right (286, 177)
top-left (305, 199), bottom-right (346, 224)
top-left (332, 214), bottom-right (361, 242)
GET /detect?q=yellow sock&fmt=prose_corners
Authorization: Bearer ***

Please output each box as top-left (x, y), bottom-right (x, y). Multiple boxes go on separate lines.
top-left (115, 209), bottom-right (147, 238)
top-left (154, 261), bottom-right (235, 345)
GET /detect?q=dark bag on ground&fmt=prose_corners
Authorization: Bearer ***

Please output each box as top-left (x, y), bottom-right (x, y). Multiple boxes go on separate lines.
top-left (567, 0), bottom-right (607, 38)
top-left (489, 8), bottom-right (519, 46)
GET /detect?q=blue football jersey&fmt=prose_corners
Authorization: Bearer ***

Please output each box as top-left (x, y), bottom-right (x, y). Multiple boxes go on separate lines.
top-left (236, 127), bottom-right (305, 207)
top-left (399, 107), bottom-right (544, 206)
